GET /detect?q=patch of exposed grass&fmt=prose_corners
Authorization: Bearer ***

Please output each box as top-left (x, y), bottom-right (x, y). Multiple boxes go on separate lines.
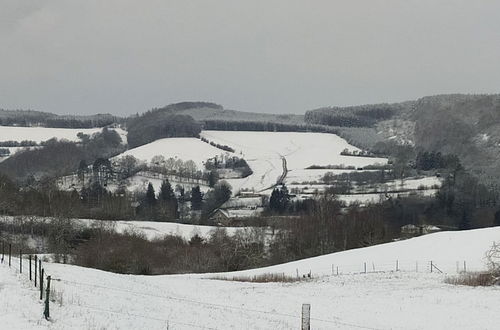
top-left (445, 272), bottom-right (499, 287)
top-left (212, 273), bottom-right (306, 283)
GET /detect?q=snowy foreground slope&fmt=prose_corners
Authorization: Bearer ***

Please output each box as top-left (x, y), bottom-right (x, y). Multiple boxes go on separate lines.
top-left (1, 227), bottom-right (500, 329)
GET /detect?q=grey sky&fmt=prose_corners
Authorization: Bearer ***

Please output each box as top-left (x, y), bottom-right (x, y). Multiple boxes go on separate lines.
top-left (1, 0), bottom-right (500, 116)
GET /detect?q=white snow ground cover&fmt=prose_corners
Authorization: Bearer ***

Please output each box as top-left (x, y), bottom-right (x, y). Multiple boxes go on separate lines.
top-left (0, 126), bottom-right (127, 144)
top-left (0, 215), bottom-right (238, 241)
top-left (78, 219), bottom-right (240, 240)
top-left (201, 131), bottom-right (388, 193)
top-left (2, 227), bottom-right (500, 329)
top-left (117, 137), bottom-right (228, 171)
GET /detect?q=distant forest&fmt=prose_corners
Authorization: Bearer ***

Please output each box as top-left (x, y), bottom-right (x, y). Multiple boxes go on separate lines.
top-left (305, 104), bottom-right (401, 127)
top-left (126, 112), bottom-right (201, 148)
top-left (0, 109), bottom-right (118, 128)
top-left (202, 120), bottom-right (338, 133)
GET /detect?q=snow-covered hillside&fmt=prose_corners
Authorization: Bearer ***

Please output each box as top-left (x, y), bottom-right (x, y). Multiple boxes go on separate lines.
top-left (2, 227), bottom-right (499, 329)
top-left (117, 137), bottom-right (228, 171)
top-left (77, 218), bottom-right (240, 240)
top-left (0, 126), bottom-right (127, 144)
top-left (0, 216), bottom-right (239, 241)
top-left (201, 131), bottom-right (388, 193)
top-left (211, 226), bottom-right (500, 278)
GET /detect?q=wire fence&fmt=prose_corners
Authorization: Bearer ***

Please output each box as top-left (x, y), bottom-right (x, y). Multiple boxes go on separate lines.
top-left (287, 258), bottom-right (479, 280)
top-left (0, 237), bottom-right (482, 330)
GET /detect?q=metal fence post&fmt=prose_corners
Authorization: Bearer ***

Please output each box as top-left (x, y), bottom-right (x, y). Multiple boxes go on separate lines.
top-left (29, 255), bottom-right (32, 280)
top-left (40, 268), bottom-right (44, 300)
top-left (44, 276), bottom-right (51, 319)
top-left (19, 249), bottom-right (22, 274)
top-left (34, 255), bottom-right (38, 287)
top-left (8, 244), bottom-right (11, 267)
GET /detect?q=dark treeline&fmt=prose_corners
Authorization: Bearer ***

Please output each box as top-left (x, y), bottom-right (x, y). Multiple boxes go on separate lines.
top-left (152, 101), bottom-right (223, 112)
top-left (200, 137), bottom-right (235, 152)
top-left (0, 140), bottom-right (39, 147)
top-left (0, 109), bottom-right (118, 128)
top-left (415, 151), bottom-right (461, 171)
top-left (44, 116), bottom-right (117, 128)
top-left (0, 128), bottom-right (124, 181)
top-left (127, 113), bottom-right (201, 148)
top-left (305, 104), bottom-right (399, 128)
top-left (202, 120), bottom-right (340, 133)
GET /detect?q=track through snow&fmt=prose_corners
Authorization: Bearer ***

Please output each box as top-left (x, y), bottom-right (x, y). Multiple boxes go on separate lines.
top-left (200, 131), bottom-right (387, 194)
top-left (2, 227), bottom-right (500, 329)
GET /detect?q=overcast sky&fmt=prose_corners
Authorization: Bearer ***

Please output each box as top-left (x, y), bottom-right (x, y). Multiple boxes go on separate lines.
top-left (1, 1), bottom-right (500, 116)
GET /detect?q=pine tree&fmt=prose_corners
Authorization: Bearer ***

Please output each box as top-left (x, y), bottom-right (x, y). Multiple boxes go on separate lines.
top-left (191, 186), bottom-right (203, 210)
top-left (145, 182), bottom-right (156, 206)
top-left (158, 179), bottom-right (175, 201)
top-left (157, 180), bottom-right (178, 220)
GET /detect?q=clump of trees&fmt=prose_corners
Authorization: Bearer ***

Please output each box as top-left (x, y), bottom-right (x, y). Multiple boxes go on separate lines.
top-left (0, 140), bottom-right (39, 147)
top-left (205, 155), bottom-right (253, 179)
top-left (127, 113), bottom-right (201, 148)
top-left (200, 137), bottom-right (235, 152)
top-left (0, 128), bottom-right (124, 181)
top-left (136, 180), bottom-right (179, 221)
top-left (201, 181), bottom-right (232, 223)
top-left (0, 148), bottom-right (10, 157)
top-left (73, 227), bottom-right (266, 275)
top-left (305, 104), bottom-right (398, 127)
top-left (415, 151), bottom-right (461, 171)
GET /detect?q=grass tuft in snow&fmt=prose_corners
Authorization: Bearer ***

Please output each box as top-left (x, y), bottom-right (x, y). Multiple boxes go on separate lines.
top-left (445, 272), bottom-right (499, 287)
top-left (211, 273), bottom-right (307, 283)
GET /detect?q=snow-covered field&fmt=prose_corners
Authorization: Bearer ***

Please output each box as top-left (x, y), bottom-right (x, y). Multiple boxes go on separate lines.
top-left (0, 216), bottom-right (237, 241)
top-left (117, 137), bottom-right (228, 171)
top-left (201, 131), bottom-right (388, 193)
top-left (336, 189), bottom-right (439, 205)
top-left (285, 168), bottom-right (377, 184)
top-left (0, 126), bottom-right (127, 144)
top-left (2, 227), bottom-right (499, 329)
top-left (79, 219), bottom-right (241, 240)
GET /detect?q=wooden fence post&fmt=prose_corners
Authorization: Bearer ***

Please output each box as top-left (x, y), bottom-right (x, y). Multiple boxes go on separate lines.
top-left (19, 249), bottom-right (22, 274)
top-left (463, 261), bottom-right (467, 273)
top-left (1, 241), bottom-right (4, 263)
top-left (40, 268), bottom-right (44, 300)
top-left (34, 255), bottom-right (38, 287)
top-left (8, 243), bottom-right (11, 267)
top-left (29, 255), bottom-right (32, 281)
top-left (301, 304), bottom-right (311, 330)
top-left (396, 260), bottom-right (399, 272)
top-left (44, 276), bottom-right (51, 320)
top-left (364, 262), bottom-right (367, 274)
top-left (430, 261), bottom-right (433, 273)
